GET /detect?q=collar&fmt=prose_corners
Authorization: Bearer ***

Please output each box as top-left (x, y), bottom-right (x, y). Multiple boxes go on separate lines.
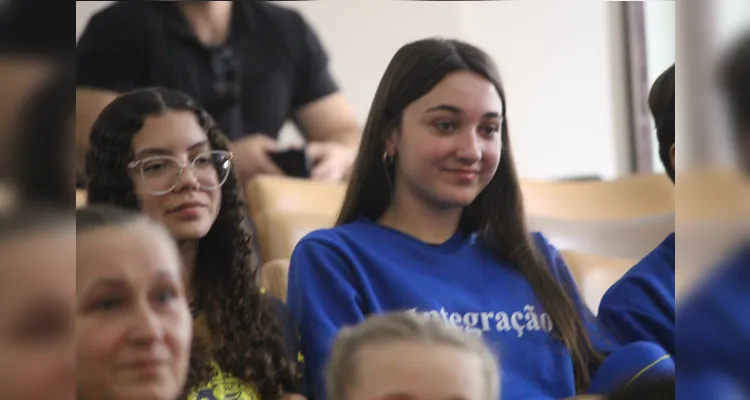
top-left (158, 1), bottom-right (259, 46)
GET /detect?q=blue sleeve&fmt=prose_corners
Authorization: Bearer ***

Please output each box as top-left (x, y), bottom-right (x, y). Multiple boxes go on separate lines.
top-left (598, 279), bottom-right (675, 355)
top-left (287, 237), bottom-right (366, 400)
top-left (532, 233), bottom-right (617, 355)
top-left (677, 249), bottom-right (750, 388)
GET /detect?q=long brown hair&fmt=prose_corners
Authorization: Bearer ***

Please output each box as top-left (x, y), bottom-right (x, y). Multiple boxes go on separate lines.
top-left (337, 38), bottom-right (603, 393)
top-left (85, 88), bottom-right (298, 398)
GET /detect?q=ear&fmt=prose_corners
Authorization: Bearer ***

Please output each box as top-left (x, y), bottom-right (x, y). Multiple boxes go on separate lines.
top-left (384, 127), bottom-right (400, 157)
top-left (669, 143), bottom-right (675, 172)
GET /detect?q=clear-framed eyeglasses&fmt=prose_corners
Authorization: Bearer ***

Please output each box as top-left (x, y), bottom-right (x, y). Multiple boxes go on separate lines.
top-left (127, 150), bottom-right (233, 196)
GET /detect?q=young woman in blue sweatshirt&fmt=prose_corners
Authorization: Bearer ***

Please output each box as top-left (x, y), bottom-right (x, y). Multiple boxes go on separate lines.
top-left (287, 38), bottom-right (615, 400)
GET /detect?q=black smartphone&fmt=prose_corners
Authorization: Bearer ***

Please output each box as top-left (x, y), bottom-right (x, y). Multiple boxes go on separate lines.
top-left (268, 148), bottom-right (311, 178)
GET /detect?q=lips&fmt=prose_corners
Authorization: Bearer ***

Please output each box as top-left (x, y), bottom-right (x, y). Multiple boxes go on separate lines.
top-left (167, 201), bottom-right (206, 213)
top-left (125, 359), bottom-right (168, 369)
top-left (445, 168), bottom-right (480, 176)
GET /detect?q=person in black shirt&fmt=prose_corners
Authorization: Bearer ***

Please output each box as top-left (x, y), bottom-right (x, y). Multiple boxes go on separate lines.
top-left (76, 1), bottom-right (359, 183)
top-left (720, 30), bottom-right (750, 169)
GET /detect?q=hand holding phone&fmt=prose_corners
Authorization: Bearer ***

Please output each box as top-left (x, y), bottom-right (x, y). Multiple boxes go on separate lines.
top-left (229, 134), bottom-right (283, 181)
top-left (268, 148), bottom-right (311, 178)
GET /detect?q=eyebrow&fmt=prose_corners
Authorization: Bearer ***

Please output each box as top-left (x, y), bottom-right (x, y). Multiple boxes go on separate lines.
top-left (425, 104), bottom-right (501, 119)
top-left (79, 278), bottom-right (124, 300)
top-left (80, 271), bottom-right (175, 298)
top-left (134, 140), bottom-right (210, 159)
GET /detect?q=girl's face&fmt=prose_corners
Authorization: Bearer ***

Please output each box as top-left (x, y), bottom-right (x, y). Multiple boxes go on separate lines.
top-left (387, 71), bottom-right (503, 211)
top-left (129, 110), bottom-right (224, 241)
top-left (0, 227), bottom-right (75, 400)
top-left (76, 222), bottom-right (192, 400)
top-left (348, 342), bottom-right (487, 400)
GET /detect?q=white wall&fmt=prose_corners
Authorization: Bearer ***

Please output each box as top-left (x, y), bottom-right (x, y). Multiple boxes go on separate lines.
top-left (77, 1), bottom-right (632, 180)
top-left (76, 1), bottom-right (110, 39)
top-left (716, 0), bottom-right (750, 44)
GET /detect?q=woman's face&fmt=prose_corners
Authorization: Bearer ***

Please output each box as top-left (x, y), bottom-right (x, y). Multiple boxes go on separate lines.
top-left (0, 227), bottom-right (75, 400)
top-left (130, 110), bottom-right (223, 241)
top-left (349, 342), bottom-right (487, 400)
top-left (76, 222), bottom-right (192, 400)
top-left (387, 71), bottom-right (503, 210)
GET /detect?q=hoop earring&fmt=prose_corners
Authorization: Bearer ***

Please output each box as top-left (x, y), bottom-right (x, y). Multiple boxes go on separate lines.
top-left (382, 151), bottom-right (394, 166)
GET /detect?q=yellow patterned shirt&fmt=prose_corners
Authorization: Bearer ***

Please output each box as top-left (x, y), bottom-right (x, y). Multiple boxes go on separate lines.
top-left (187, 362), bottom-right (261, 400)
top-left (187, 297), bottom-right (305, 400)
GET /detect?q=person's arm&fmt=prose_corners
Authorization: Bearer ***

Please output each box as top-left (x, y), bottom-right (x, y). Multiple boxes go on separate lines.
top-left (75, 4), bottom-right (150, 177)
top-left (287, 237), bottom-right (366, 400)
top-left (284, 11), bottom-right (359, 182)
top-left (287, 11), bottom-right (359, 145)
top-left (532, 233), bottom-right (618, 356)
top-left (598, 281), bottom-right (675, 355)
top-left (295, 93), bottom-right (360, 147)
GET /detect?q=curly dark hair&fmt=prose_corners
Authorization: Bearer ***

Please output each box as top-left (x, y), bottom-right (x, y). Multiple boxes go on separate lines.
top-left (84, 87), bottom-right (298, 398)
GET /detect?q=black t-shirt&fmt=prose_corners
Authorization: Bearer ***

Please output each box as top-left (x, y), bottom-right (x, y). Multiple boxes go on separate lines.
top-left (76, 1), bottom-right (339, 141)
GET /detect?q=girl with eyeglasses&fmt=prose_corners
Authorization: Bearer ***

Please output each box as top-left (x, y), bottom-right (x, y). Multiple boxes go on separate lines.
top-left (85, 87), bottom-right (305, 400)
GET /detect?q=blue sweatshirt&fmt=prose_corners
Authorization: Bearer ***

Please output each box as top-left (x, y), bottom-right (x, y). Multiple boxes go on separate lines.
top-left (287, 218), bottom-right (613, 400)
top-left (597, 233), bottom-right (675, 355)
top-left (676, 245), bottom-right (750, 399)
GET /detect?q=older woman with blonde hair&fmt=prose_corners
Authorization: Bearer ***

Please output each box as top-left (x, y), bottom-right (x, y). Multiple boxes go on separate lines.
top-left (326, 311), bottom-right (500, 400)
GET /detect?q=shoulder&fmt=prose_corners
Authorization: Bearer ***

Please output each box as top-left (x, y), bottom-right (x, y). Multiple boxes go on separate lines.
top-left (251, 2), bottom-right (309, 28)
top-left (295, 221), bottom-right (370, 253)
top-left (85, 1), bottom-right (158, 29)
top-left (530, 231), bottom-right (554, 252)
top-left (530, 231), bottom-right (566, 273)
top-left (248, 2), bottom-right (322, 58)
top-left (78, 1), bottom-right (159, 47)
top-left (635, 233), bottom-right (674, 273)
top-left (681, 246), bottom-right (750, 318)
top-left (677, 246), bottom-right (750, 365)
top-left (606, 234), bottom-right (675, 296)
top-left (289, 222), bottom-right (379, 277)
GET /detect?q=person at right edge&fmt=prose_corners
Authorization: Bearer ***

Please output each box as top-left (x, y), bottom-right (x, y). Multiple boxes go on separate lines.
top-left (676, 31), bottom-right (750, 399)
top-left (597, 65), bottom-right (675, 356)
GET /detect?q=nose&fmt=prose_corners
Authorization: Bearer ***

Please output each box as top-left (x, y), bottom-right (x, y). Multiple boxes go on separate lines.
top-left (174, 163), bottom-right (200, 191)
top-left (454, 128), bottom-right (482, 163)
top-left (129, 302), bottom-right (165, 345)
